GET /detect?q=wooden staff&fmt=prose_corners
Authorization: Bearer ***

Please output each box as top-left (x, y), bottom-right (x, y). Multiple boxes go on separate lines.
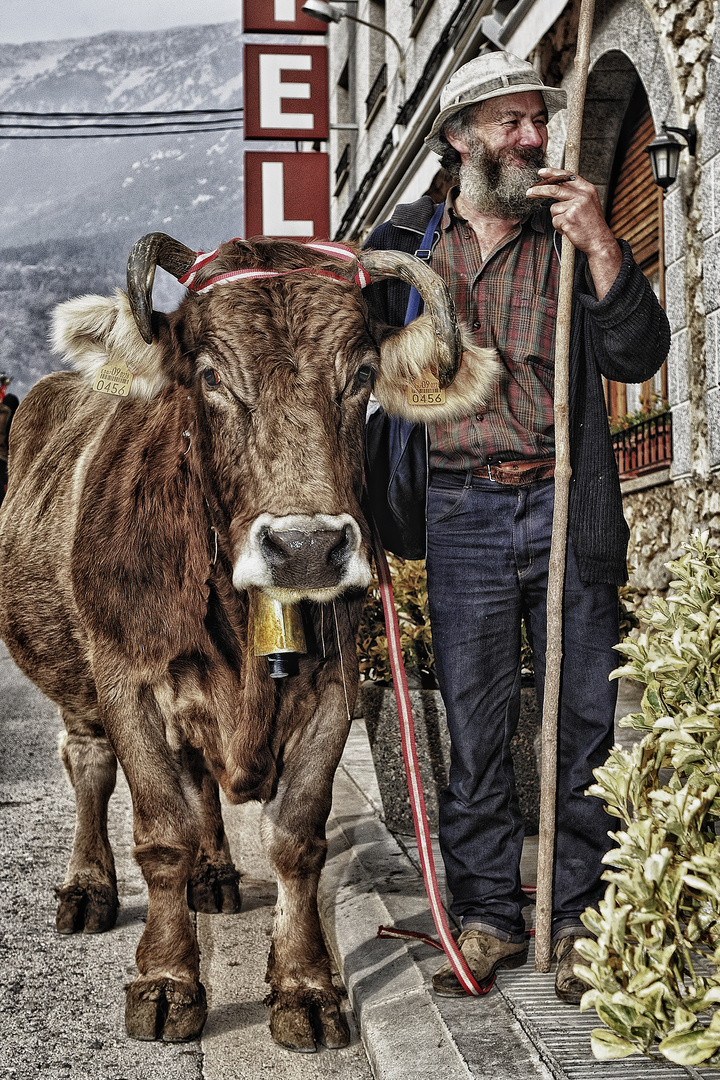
top-left (534, 0), bottom-right (597, 974)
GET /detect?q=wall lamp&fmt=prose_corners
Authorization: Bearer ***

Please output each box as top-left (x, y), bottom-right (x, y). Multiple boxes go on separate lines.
top-left (645, 122), bottom-right (697, 190)
top-left (301, 0), bottom-right (405, 81)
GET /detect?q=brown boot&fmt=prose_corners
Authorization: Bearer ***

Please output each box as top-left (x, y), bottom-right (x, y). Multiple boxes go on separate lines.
top-left (554, 935), bottom-right (591, 1004)
top-left (432, 929), bottom-right (528, 996)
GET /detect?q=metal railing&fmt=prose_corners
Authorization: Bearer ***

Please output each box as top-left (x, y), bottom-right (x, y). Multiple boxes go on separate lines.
top-left (365, 64), bottom-right (387, 122)
top-left (612, 411), bottom-right (672, 480)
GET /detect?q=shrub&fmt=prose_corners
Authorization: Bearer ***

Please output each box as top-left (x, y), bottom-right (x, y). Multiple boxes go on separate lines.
top-left (608, 397), bottom-right (669, 435)
top-left (577, 532), bottom-right (720, 1067)
top-left (356, 555), bottom-right (436, 686)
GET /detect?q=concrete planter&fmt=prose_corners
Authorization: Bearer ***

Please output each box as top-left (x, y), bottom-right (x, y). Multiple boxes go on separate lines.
top-left (357, 680), bottom-right (541, 838)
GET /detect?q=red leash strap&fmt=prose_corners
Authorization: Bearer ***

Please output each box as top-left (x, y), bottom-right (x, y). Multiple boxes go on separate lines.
top-left (377, 925), bottom-right (444, 951)
top-left (370, 525), bottom-right (492, 996)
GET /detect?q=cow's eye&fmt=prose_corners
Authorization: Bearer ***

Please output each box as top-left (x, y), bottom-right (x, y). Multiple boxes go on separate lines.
top-left (352, 366), bottom-right (375, 393)
top-left (203, 368), bottom-right (221, 388)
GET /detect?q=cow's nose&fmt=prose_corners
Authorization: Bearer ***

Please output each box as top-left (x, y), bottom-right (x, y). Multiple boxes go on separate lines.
top-left (261, 526), bottom-right (353, 587)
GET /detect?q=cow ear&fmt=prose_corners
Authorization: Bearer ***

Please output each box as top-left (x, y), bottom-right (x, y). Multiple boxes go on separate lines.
top-left (51, 289), bottom-right (170, 400)
top-left (374, 314), bottom-right (499, 421)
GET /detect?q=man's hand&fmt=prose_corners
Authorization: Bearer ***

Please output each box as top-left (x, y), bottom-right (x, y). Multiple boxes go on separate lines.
top-left (526, 168), bottom-right (622, 299)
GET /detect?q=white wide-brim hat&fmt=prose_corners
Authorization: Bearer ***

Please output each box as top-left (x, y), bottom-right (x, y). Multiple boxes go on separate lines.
top-left (425, 51), bottom-right (567, 156)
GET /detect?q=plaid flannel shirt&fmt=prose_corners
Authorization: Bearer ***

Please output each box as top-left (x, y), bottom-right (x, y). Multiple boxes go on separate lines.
top-left (427, 194), bottom-right (560, 472)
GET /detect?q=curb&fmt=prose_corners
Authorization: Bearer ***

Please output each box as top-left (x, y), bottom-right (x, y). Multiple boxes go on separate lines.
top-left (318, 720), bottom-right (551, 1080)
top-left (320, 759), bottom-right (473, 1080)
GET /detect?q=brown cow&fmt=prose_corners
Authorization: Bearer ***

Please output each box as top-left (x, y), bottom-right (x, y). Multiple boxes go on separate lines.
top-left (0, 234), bottom-right (496, 1051)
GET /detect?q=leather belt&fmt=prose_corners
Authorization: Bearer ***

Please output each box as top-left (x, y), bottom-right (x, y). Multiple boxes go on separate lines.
top-left (472, 458), bottom-right (556, 485)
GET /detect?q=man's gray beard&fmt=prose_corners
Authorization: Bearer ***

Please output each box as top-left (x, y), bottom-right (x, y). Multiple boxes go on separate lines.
top-left (459, 141), bottom-right (547, 220)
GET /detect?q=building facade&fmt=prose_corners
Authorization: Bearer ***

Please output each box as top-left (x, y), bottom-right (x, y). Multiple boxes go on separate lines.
top-left (324, 0), bottom-right (718, 595)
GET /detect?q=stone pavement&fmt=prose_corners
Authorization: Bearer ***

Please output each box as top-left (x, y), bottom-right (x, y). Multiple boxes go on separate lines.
top-left (318, 685), bottom-right (719, 1080)
top-left (2, 642), bottom-right (712, 1080)
top-left (0, 643), bottom-right (372, 1080)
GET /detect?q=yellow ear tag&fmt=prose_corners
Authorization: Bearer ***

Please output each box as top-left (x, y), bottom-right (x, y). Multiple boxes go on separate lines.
top-left (93, 359), bottom-right (135, 398)
top-left (407, 370), bottom-right (446, 407)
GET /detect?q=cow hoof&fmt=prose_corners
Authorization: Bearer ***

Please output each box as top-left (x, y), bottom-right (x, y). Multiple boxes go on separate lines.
top-left (269, 1001), bottom-right (317, 1053)
top-left (315, 1001), bottom-right (350, 1049)
top-left (55, 883), bottom-right (118, 935)
top-left (125, 978), bottom-right (207, 1042)
top-left (218, 878), bottom-right (242, 913)
top-left (163, 982), bottom-right (208, 1042)
top-left (188, 866), bottom-right (241, 915)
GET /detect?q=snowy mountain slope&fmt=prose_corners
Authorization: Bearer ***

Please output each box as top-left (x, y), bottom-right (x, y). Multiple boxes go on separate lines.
top-left (0, 23), bottom-right (245, 114)
top-left (0, 21), bottom-right (262, 396)
top-left (0, 21), bottom-right (248, 249)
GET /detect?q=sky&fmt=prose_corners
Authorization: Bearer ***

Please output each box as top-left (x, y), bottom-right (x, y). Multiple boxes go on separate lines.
top-left (2, 0), bottom-right (243, 44)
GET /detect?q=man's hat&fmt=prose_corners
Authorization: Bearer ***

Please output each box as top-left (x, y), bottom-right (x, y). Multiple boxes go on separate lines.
top-left (425, 51), bottom-right (567, 156)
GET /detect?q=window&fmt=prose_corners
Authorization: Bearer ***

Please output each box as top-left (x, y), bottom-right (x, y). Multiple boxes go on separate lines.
top-left (365, 63), bottom-right (387, 124)
top-left (336, 58), bottom-right (352, 123)
top-left (335, 143), bottom-right (351, 195)
top-left (409, 0), bottom-right (433, 36)
top-left (366, 0), bottom-right (387, 125)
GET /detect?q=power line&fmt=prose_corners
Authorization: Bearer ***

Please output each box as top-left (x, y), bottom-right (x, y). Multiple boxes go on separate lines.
top-left (0, 106), bottom-right (244, 138)
top-left (0, 125), bottom-right (243, 139)
top-left (1, 119), bottom-right (242, 131)
top-left (0, 107), bottom-right (243, 118)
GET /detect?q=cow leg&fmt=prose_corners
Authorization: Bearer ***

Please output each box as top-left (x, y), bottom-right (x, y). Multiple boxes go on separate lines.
top-left (57, 710), bottom-right (119, 934)
top-left (114, 730), bottom-right (207, 1043)
top-left (185, 747), bottom-right (241, 915)
top-left (262, 685), bottom-right (352, 1053)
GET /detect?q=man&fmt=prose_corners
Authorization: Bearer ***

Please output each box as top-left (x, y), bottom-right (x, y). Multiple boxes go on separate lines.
top-left (0, 377), bottom-right (18, 506)
top-left (364, 51), bottom-right (670, 1003)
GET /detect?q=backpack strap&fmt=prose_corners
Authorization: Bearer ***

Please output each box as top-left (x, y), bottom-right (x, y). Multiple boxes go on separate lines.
top-left (404, 201), bottom-right (446, 326)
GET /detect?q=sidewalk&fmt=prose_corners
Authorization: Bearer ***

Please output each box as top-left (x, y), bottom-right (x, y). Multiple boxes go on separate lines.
top-left (319, 702), bottom-right (714, 1080)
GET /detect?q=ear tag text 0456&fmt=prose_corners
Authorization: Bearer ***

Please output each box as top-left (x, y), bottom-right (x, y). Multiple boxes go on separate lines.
top-left (407, 370), bottom-right (446, 407)
top-left (93, 359), bottom-right (135, 398)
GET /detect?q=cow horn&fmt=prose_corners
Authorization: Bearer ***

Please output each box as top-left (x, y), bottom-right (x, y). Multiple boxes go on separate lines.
top-left (127, 232), bottom-right (197, 343)
top-left (360, 249), bottom-right (462, 388)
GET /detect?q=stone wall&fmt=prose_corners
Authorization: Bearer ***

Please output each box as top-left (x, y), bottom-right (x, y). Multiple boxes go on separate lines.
top-left (624, 475), bottom-right (720, 595)
top-left (645, 0), bottom-right (715, 480)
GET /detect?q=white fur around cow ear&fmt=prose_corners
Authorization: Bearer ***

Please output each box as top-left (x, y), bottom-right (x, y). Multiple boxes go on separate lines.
top-left (374, 314), bottom-right (499, 422)
top-left (51, 289), bottom-right (169, 400)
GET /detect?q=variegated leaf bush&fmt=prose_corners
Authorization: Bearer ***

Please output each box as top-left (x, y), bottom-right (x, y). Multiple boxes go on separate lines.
top-left (577, 532), bottom-right (720, 1067)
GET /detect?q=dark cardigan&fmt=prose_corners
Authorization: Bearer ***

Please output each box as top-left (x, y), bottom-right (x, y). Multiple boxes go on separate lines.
top-left (364, 195), bottom-right (671, 586)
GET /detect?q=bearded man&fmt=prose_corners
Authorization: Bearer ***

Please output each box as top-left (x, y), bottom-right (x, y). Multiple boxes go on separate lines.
top-left (364, 51), bottom-right (670, 1003)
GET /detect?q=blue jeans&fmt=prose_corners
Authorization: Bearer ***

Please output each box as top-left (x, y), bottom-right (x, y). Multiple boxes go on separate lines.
top-left (426, 472), bottom-right (619, 942)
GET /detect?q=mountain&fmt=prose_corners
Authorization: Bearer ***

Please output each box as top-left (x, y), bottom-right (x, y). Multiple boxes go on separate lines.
top-left (0, 22), bottom-right (248, 248)
top-left (0, 22), bottom-right (256, 398)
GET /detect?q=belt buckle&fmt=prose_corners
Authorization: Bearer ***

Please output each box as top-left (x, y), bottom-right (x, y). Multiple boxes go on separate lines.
top-left (487, 463), bottom-right (494, 481)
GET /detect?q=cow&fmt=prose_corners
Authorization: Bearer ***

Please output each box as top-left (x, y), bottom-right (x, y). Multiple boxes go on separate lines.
top-left (0, 233), bottom-right (497, 1051)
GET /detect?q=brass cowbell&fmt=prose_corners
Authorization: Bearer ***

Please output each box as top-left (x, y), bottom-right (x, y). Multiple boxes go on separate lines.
top-left (252, 592), bottom-right (307, 678)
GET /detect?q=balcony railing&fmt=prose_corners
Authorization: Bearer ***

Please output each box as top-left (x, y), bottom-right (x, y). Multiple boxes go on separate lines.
top-left (365, 64), bottom-right (387, 123)
top-left (612, 411), bottom-right (672, 481)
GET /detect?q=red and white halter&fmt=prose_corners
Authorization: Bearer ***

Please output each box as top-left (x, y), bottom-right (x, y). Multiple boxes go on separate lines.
top-left (178, 240), bottom-right (372, 292)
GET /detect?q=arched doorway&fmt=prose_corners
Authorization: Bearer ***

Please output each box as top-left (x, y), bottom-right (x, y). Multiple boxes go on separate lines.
top-left (578, 49), bottom-right (670, 477)
top-left (604, 77), bottom-right (667, 423)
